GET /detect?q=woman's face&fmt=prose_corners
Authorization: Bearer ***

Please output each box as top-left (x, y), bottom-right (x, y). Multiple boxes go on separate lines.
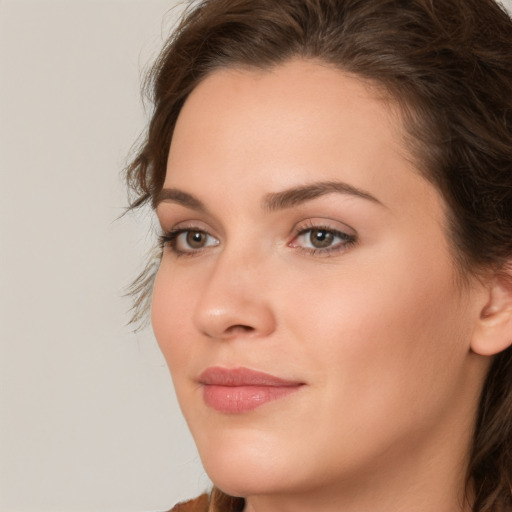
top-left (152, 60), bottom-right (488, 502)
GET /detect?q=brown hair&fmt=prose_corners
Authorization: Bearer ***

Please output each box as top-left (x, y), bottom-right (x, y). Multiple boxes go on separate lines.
top-left (126, 1), bottom-right (512, 510)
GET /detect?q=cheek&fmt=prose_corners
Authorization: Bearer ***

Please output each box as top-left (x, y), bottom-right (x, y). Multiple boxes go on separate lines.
top-left (283, 242), bottom-right (470, 421)
top-left (151, 264), bottom-right (198, 372)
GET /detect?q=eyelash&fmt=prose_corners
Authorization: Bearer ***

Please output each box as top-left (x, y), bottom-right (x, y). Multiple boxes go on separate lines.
top-left (158, 228), bottom-right (218, 258)
top-left (290, 223), bottom-right (357, 256)
top-left (158, 223), bottom-right (357, 258)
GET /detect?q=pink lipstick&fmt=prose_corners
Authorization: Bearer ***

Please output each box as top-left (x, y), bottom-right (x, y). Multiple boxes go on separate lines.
top-left (198, 367), bottom-right (303, 414)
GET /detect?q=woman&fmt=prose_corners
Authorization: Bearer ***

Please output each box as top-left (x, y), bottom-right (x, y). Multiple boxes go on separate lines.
top-left (126, 0), bottom-right (512, 511)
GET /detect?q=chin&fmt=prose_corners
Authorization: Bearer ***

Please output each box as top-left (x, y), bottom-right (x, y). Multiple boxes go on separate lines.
top-left (205, 461), bottom-right (294, 499)
top-left (194, 428), bottom-right (301, 498)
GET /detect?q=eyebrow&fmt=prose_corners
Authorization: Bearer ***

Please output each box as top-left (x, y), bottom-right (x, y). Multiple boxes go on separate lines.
top-left (153, 180), bottom-right (384, 212)
top-left (153, 188), bottom-right (208, 212)
top-left (262, 180), bottom-right (384, 211)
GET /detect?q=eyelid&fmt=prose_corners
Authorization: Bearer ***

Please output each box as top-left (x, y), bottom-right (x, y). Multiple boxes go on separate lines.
top-left (290, 217), bottom-right (356, 238)
top-left (289, 218), bottom-right (357, 255)
top-left (156, 206), bottom-right (224, 240)
top-left (159, 222), bottom-right (220, 257)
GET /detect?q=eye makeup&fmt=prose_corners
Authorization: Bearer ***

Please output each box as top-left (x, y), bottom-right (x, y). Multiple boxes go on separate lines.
top-left (158, 218), bottom-right (357, 259)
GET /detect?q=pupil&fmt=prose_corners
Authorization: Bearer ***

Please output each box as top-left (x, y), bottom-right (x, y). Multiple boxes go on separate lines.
top-left (311, 229), bottom-right (333, 248)
top-left (187, 231), bottom-right (205, 248)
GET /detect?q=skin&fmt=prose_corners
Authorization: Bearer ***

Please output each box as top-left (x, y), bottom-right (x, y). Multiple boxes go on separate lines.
top-left (152, 60), bottom-right (494, 512)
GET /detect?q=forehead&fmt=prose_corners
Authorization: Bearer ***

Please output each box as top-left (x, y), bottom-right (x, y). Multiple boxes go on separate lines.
top-left (165, 60), bottom-right (426, 206)
top-left (172, 60), bottom-right (402, 153)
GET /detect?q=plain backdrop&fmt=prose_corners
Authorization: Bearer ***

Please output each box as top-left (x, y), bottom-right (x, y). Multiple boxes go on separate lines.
top-left (1, 0), bottom-right (512, 511)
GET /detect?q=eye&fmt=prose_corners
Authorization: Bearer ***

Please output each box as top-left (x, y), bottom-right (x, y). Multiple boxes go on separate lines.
top-left (159, 228), bottom-right (219, 256)
top-left (303, 228), bottom-right (337, 249)
top-left (290, 225), bottom-right (356, 255)
top-left (181, 230), bottom-right (210, 249)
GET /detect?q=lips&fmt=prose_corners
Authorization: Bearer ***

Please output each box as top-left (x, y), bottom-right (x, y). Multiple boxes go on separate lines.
top-left (198, 367), bottom-right (304, 414)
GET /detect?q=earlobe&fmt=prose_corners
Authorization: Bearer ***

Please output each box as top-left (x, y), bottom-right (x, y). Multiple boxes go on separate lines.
top-left (471, 266), bottom-right (512, 356)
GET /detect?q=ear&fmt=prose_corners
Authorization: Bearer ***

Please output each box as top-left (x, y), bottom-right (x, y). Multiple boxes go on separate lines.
top-left (471, 264), bottom-right (512, 356)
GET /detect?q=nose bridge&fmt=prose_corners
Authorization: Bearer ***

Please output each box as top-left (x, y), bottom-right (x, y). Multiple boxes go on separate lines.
top-left (192, 241), bottom-right (276, 339)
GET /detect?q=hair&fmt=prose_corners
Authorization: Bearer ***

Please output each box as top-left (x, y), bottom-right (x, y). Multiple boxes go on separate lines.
top-left (125, 0), bottom-right (512, 510)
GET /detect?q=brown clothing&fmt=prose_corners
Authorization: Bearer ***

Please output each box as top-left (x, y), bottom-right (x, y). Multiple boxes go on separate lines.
top-left (168, 493), bottom-right (209, 512)
top-left (168, 489), bottom-right (244, 512)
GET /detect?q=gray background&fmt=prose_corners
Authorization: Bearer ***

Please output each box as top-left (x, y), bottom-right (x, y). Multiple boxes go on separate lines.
top-left (1, 1), bottom-right (208, 511)
top-left (1, 0), bottom-right (511, 510)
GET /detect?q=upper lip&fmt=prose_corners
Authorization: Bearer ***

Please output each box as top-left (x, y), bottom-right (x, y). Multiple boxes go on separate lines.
top-left (198, 367), bottom-right (303, 387)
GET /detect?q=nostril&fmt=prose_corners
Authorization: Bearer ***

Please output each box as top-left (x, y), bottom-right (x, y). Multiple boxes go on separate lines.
top-left (226, 324), bottom-right (255, 335)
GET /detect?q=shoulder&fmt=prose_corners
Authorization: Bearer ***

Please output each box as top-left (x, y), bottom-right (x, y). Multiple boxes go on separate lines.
top-left (166, 493), bottom-right (210, 512)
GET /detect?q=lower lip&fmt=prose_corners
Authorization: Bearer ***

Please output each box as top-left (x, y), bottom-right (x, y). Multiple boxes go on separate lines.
top-left (202, 384), bottom-right (302, 414)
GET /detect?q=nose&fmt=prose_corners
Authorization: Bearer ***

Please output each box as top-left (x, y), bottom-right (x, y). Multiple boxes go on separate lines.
top-left (192, 249), bottom-right (277, 340)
